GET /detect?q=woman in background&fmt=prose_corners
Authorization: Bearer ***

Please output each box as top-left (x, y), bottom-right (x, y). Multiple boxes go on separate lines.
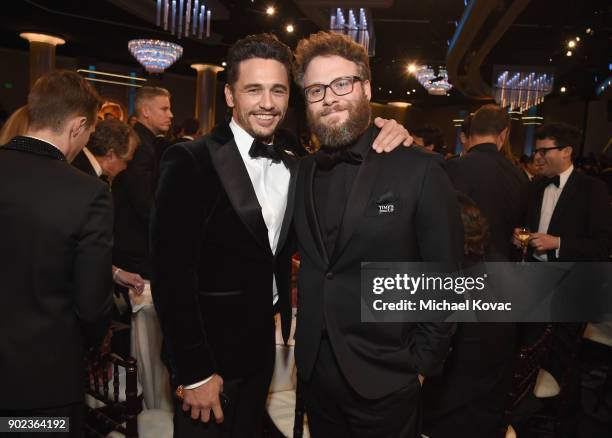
top-left (0, 105), bottom-right (28, 144)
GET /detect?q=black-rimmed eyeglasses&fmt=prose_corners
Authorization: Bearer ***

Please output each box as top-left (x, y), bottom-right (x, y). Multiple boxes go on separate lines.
top-left (531, 146), bottom-right (567, 157)
top-left (303, 76), bottom-right (363, 103)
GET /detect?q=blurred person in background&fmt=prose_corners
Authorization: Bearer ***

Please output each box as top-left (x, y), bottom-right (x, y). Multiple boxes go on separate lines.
top-left (0, 105), bottom-right (29, 144)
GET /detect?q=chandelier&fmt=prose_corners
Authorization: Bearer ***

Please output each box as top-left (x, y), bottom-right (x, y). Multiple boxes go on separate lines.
top-left (330, 8), bottom-right (373, 56)
top-left (156, 0), bottom-right (211, 38)
top-left (493, 68), bottom-right (554, 112)
top-left (128, 39), bottom-right (183, 74)
top-left (413, 65), bottom-right (453, 95)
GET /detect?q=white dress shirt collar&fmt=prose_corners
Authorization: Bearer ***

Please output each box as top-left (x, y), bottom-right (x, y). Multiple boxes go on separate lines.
top-left (82, 147), bottom-right (103, 177)
top-left (557, 164), bottom-right (574, 190)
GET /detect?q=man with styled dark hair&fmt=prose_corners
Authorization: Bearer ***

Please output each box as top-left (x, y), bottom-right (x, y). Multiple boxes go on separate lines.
top-left (0, 70), bottom-right (112, 435)
top-left (292, 31), bottom-right (462, 437)
top-left (151, 32), bottom-right (412, 437)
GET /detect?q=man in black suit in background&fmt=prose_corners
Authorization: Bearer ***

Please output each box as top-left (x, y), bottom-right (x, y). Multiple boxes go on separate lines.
top-left (513, 123), bottom-right (612, 437)
top-left (112, 86), bottom-right (173, 281)
top-left (0, 70), bottom-right (112, 437)
top-left (423, 105), bottom-right (528, 437)
top-left (291, 31), bottom-right (462, 437)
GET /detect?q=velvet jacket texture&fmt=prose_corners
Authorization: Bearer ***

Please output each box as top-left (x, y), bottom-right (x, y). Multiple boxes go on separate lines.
top-left (150, 122), bottom-right (296, 386)
top-left (0, 137), bottom-right (113, 409)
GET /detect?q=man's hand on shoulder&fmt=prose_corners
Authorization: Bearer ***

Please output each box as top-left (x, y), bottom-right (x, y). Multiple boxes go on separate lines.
top-left (372, 117), bottom-right (414, 153)
top-left (182, 374), bottom-right (225, 423)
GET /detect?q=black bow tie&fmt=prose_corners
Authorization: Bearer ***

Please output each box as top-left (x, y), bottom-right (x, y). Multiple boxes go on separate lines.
top-left (249, 140), bottom-right (282, 163)
top-left (314, 149), bottom-right (363, 171)
top-left (543, 175), bottom-right (560, 187)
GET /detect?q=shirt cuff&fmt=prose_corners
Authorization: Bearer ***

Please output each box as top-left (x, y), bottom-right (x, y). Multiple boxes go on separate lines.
top-left (184, 375), bottom-right (214, 389)
top-left (555, 237), bottom-right (561, 258)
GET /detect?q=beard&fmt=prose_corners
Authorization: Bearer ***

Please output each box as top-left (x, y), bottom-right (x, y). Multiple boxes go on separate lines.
top-left (307, 93), bottom-right (371, 150)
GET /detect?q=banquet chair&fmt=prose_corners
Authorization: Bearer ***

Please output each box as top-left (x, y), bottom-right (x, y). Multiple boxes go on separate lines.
top-left (84, 351), bottom-right (141, 438)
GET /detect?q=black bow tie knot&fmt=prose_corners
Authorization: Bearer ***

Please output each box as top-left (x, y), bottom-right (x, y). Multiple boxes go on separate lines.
top-left (315, 149), bottom-right (363, 170)
top-left (543, 175), bottom-right (560, 187)
top-left (249, 140), bottom-right (282, 163)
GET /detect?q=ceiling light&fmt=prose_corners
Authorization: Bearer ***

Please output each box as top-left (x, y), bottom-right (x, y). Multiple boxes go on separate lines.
top-left (575, 36), bottom-right (580, 42)
top-left (406, 91), bottom-right (411, 95)
top-left (560, 86), bottom-right (566, 93)
top-left (388, 90), bottom-right (392, 94)
top-left (128, 39), bottom-right (183, 73)
top-left (549, 58), bottom-right (553, 62)
top-left (566, 50), bottom-right (572, 57)
top-left (286, 24), bottom-right (294, 33)
top-left (568, 40), bottom-right (576, 48)
top-left (586, 28), bottom-right (592, 34)
top-left (388, 101), bottom-right (411, 108)
top-left (406, 63), bottom-right (417, 74)
top-left (221, 61), bottom-right (227, 67)
top-left (266, 6), bottom-right (275, 16)
top-left (412, 89), bottom-right (416, 92)
top-left (20, 32), bottom-right (65, 46)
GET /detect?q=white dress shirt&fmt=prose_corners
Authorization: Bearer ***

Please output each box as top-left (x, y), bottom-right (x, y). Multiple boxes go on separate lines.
top-left (185, 119), bottom-right (291, 390)
top-left (82, 147), bottom-right (103, 177)
top-left (533, 165), bottom-right (573, 261)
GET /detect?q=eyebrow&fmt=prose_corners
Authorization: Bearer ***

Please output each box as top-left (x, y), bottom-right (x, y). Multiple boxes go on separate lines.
top-left (242, 83), bottom-right (288, 90)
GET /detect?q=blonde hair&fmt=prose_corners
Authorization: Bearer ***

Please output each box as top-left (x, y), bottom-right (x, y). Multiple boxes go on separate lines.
top-left (0, 106), bottom-right (29, 145)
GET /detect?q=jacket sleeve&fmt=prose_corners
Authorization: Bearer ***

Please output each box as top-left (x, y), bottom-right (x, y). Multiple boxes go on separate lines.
top-left (558, 179), bottom-right (612, 261)
top-left (150, 144), bottom-right (218, 386)
top-left (74, 184), bottom-right (114, 348)
top-left (410, 155), bottom-right (464, 375)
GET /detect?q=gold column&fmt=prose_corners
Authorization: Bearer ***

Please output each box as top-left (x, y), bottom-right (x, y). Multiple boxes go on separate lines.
top-left (191, 63), bottom-right (224, 134)
top-left (20, 33), bottom-right (66, 89)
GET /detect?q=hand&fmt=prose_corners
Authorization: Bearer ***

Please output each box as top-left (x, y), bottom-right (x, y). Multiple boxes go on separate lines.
top-left (418, 374), bottom-right (425, 386)
top-left (372, 117), bottom-right (413, 153)
top-left (182, 374), bottom-right (224, 423)
top-left (529, 233), bottom-right (560, 252)
top-left (114, 269), bottom-right (145, 294)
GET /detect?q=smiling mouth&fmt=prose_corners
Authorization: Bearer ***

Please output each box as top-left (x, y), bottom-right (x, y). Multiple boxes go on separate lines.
top-left (252, 114), bottom-right (276, 120)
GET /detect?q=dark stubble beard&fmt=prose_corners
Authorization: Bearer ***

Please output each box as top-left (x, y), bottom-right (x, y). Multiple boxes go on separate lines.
top-left (307, 92), bottom-right (371, 150)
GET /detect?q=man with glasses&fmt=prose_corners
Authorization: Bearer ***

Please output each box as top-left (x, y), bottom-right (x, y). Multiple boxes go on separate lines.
top-left (291, 31), bottom-right (463, 437)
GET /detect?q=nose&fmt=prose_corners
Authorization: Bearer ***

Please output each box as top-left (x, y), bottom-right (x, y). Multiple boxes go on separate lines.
top-left (322, 86), bottom-right (337, 106)
top-left (169, 110), bottom-right (174, 119)
top-left (259, 90), bottom-right (275, 111)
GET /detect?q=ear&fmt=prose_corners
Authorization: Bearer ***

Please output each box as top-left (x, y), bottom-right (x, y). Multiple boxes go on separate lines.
top-left (499, 127), bottom-right (509, 143)
top-left (69, 116), bottom-right (88, 138)
top-left (363, 80), bottom-right (372, 101)
top-left (224, 84), bottom-right (235, 108)
top-left (564, 146), bottom-right (573, 160)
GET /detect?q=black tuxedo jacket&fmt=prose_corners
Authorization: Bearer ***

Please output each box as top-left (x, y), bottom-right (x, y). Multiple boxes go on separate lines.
top-left (150, 123), bottom-right (296, 386)
top-left (446, 143), bottom-right (528, 261)
top-left (293, 127), bottom-right (463, 399)
top-left (525, 169), bottom-right (612, 261)
top-left (72, 149), bottom-right (97, 177)
top-left (0, 137), bottom-right (113, 409)
top-left (112, 122), bottom-right (158, 277)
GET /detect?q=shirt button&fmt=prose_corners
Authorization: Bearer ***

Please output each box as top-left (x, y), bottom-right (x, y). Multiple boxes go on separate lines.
top-left (326, 272), bottom-right (334, 280)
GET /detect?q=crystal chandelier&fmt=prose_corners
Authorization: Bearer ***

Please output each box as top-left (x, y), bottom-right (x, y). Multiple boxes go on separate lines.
top-left (128, 39), bottom-right (183, 74)
top-left (330, 8), bottom-right (373, 56)
top-left (493, 69), bottom-right (554, 112)
top-left (413, 65), bottom-right (453, 95)
top-left (156, 0), bottom-right (211, 38)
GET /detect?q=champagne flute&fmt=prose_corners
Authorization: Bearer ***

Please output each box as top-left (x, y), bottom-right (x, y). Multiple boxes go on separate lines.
top-left (517, 226), bottom-right (531, 262)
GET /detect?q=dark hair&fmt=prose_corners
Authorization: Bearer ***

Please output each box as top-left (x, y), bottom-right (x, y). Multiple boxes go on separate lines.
top-left (412, 125), bottom-right (445, 152)
top-left (180, 117), bottom-right (200, 136)
top-left (535, 122), bottom-right (581, 160)
top-left (293, 31), bottom-right (370, 87)
top-left (520, 154), bottom-right (534, 164)
top-left (470, 104), bottom-right (510, 137)
top-left (86, 118), bottom-right (138, 158)
top-left (457, 192), bottom-right (490, 257)
top-left (28, 70), bottom-right (101, 133)
top-left (460, 114), bottom-right (472, 136)
top-left (226, 33), bottom-right (293, 87)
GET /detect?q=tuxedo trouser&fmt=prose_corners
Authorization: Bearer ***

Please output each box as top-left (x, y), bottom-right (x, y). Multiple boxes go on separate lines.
top-left (0, 401), bottom-right (84, 438)
top-left (301, 338), bottom-right (422, 438)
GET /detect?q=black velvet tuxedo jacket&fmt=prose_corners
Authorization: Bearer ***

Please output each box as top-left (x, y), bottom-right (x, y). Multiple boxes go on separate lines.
top-left (0, 137), bottom-right (113, 409)
top-left (112, 122), bottom-right (158, 277)
top-left (293, 127), bottom-right (464, 400)
top-left (150, 123), bottom-right (296, 386)
top-left (446, 143), bottom-right (529, 261)
top-left (525, 169), bottom-right (612, 261)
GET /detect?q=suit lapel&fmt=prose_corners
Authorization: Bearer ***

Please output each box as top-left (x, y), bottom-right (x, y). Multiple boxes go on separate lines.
top-left (276, 153), bottom-right (298, 253)
top-left (331, 140), bottom-right (383, 264)
top-left (531, 183), bottom-right (546, 231)
top-left (209, 136), bottom-right (272, 255)
top-left (547, 171), bottom-right (578, 235)
top-left (303, 158), bottom-right (330, 265)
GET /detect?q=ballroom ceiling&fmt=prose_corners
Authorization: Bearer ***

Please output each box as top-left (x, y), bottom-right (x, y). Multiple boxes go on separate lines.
top-left (0, 0), bottom-right (610, 106)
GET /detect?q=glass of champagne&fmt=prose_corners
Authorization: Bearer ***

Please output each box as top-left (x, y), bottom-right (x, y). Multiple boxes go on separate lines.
top-left (517, 227), bottom-right (531, 262)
